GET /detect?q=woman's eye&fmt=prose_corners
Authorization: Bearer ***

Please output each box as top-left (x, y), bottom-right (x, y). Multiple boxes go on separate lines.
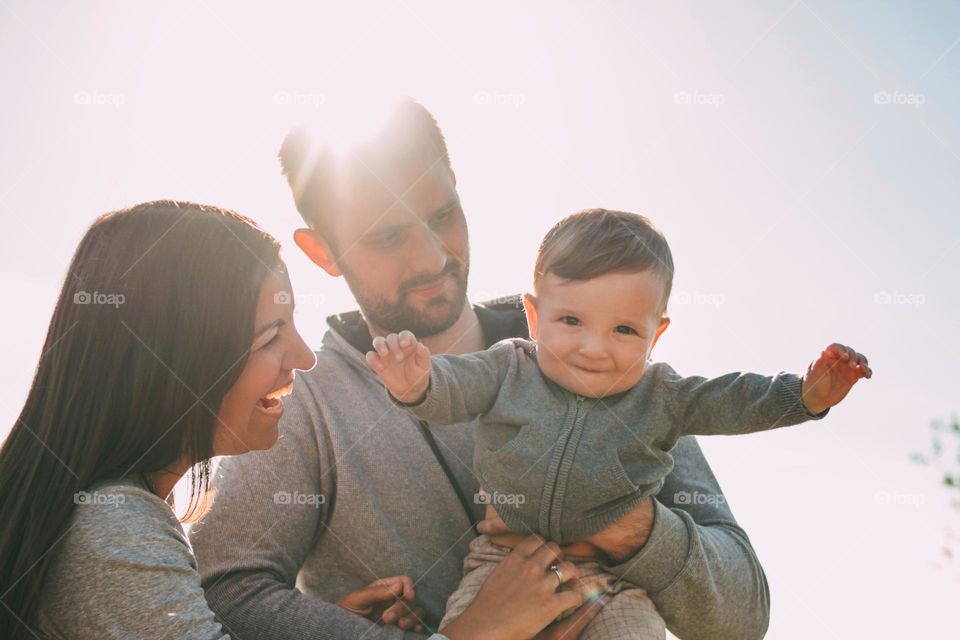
top-left (257, 333), bottom-right (281, 350)
top-left (560, 316), bottom-right (580, 326)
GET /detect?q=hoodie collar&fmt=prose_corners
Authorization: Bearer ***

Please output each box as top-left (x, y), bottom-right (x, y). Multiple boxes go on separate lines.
top-left (323, 298), bottom-right (530, 367)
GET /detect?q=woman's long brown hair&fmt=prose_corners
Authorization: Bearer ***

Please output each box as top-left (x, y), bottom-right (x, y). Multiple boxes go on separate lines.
top-left (0, 200), bottom-right (282, 638)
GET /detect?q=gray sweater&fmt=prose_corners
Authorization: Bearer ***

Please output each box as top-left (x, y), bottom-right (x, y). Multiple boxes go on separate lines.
top-left (189, 303), bottom-right (777, 640)
top-left (400, 338), bottom-right (825, 543)
top-left (36, 476), bottom-right (229, 640)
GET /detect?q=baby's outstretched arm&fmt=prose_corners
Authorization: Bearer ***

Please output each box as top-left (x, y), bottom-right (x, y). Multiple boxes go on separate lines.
top-left (365, 330), bottom-right (432, 404)
top-left (367, 335), bottom-right (520, 425)
top-left (664, 341), bottom-right (873, 441)
top-left (800, 342), bottom-right (872, 415)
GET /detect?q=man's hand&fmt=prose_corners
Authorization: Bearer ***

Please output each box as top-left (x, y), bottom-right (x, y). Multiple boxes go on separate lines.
top-left (336, 575), bottom-right (426, 633)
top-left (801, 342), bottom-right (872, 415)
top-left (478, 498), bottom-right (656, 566)
top-left (365, 330), bottom-right (432, 404)
top-left (581, 497), bottom-right (655, 565)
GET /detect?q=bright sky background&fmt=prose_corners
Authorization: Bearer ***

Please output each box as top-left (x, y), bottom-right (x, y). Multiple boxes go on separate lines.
top-left (1, 1), bottom-right (958, 637)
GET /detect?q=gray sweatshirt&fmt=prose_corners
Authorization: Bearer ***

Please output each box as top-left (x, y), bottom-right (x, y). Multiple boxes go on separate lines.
top-left (399, 338), bottom-right (825, 543)
top-left (36, 476), bottom-right (229, 640)
top-left (190, 302), bottom-right (776, 640)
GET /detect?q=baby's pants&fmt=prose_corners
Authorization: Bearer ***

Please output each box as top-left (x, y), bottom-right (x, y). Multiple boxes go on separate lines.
top-left (440, 534), bottom-right (666, 640)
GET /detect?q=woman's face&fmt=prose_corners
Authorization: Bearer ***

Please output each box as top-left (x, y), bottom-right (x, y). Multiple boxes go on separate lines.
top-left (214, 269), bottom-right (316, 455)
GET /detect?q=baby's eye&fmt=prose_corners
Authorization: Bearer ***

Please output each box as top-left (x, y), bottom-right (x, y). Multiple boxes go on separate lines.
top-left (615, 325), bottom-right (638, 335)
top-left (559, 316), bottom-right (581, 326)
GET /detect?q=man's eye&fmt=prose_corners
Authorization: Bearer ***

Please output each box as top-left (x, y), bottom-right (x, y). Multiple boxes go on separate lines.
top-left (374, 232), bottom-right (402, 246)
top-left (431, 210), bottom-right (453, 226)
top-left (615, 325), bottom-right (638, 336)
top-left (560, 316), bottom-right (580, 326)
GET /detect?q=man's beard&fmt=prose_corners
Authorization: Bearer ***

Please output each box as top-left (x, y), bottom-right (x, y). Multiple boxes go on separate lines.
top-left (342, 259), bottom-right (470, 338)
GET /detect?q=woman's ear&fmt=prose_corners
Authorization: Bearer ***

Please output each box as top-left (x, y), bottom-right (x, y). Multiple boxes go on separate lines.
top-left (293, 228), bottom-right (341, 277)
top-left (522, 293), bottom-right (540, 340)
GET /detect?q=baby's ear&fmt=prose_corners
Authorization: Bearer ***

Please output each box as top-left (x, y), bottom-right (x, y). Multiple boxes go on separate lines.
top-left (522, 293), bottom-right (540, 340)
top-left (650, 317), bottom-right (670, 351)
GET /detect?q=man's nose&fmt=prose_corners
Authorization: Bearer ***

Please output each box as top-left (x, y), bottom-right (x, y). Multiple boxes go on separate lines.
top-left (407, 225), bottom-right (448, 274)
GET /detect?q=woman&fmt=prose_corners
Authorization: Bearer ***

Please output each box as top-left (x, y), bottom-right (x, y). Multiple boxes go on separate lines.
top-left (0, 200), bottom-right (605, 639)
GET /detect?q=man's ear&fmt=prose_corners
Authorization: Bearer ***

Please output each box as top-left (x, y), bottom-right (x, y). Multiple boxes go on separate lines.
top-left (522, 293), bottom-right (540, 340)
top-left (649, 317), bottom-right (670, 353)
top-left (293, 228), bottom-right (341, 277)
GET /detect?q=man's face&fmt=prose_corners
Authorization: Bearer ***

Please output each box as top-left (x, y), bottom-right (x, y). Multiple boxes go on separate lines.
top-left (330, 160), bottom-right (469, 337)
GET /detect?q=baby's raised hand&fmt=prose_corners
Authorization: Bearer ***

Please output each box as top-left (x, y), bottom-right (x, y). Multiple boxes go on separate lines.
top-left (801, 342), bottom-right (872, 415)
top-left (365, 330), bottom-right (432, 404)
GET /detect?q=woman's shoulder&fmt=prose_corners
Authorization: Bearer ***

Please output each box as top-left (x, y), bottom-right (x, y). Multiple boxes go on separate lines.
top-left (38, 476), bottom-right (227, 639)
top-left (44, 475), bottom-right (192, 584)
top-left (68, 476), bottom-right (189, 554)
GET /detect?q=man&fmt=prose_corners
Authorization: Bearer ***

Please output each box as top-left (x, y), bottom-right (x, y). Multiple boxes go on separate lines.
top-left (190, 98), bottom-right (771, 639)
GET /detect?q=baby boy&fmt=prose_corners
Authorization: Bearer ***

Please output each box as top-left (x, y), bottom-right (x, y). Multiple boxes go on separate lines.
top-left (366, 208), bottom-right (871, 639)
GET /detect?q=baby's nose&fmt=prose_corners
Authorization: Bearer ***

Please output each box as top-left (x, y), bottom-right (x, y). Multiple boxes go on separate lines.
top-left (578, 337), bottom-right (608, 358)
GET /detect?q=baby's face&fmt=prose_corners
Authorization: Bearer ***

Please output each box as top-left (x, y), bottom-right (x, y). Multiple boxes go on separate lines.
top-left (526, 270), bottom-right (668, 399)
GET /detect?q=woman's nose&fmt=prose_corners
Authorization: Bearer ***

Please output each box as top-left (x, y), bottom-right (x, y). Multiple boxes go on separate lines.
top-left (287, 332), bottom-right (317, 372)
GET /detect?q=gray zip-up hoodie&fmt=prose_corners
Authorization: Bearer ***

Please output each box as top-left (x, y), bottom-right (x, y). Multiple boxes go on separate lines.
top-left (399, 338), bottom-right (825, 544)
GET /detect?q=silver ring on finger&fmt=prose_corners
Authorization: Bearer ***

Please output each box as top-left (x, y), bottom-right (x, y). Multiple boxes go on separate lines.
top-left (549, 564), bottom-right (564, 588)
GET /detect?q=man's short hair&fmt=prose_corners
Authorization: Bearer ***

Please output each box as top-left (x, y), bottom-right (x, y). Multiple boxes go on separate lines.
top-left (534, 208), bottom-right (674, 317)
top-left (278, 97), bottom-right (453, 244)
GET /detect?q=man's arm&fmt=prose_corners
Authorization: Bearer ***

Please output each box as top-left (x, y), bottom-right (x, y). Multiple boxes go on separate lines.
top-left (602, 436), bottom-right (771, 640)
top-left (189, 381), bottom-right (424, 640)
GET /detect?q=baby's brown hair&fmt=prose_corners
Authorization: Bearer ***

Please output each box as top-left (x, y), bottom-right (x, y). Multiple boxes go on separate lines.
top-left (534, 208), bottom-right (674, 318)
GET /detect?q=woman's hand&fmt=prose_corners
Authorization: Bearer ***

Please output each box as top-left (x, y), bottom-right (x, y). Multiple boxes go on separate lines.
top-left (440, 535), bottom-right (608, 640)
top-left (336, 575), bottom-right (426, 633)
